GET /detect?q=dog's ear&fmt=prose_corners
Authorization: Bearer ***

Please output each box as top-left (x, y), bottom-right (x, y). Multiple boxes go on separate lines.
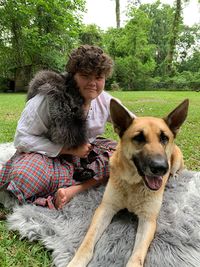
top-left (110, 98), bottom-right (133, 137)
top-left (164, 99), bottom-right (189, 136)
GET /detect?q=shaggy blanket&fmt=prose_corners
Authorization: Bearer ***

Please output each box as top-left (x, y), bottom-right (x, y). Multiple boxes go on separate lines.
top-left (7, 169), bottom-right (200, 267)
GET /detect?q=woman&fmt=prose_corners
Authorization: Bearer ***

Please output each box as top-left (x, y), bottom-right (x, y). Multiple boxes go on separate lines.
top-left (0, 45), bottom-right (117, 209)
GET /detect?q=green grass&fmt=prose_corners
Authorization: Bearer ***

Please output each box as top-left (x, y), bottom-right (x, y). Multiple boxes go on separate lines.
top-left (0, 91), bottom-right (199, 266)
top-left (0, 220), bottom-right (51, 267)
top-left (0, 93), bottom-right (26, 142)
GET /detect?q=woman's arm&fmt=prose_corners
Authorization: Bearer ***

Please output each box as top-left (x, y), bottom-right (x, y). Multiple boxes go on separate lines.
top-left (15, 94), bottom-right (93, 158)
top-left (59, 143), bottom-right (93, 158)
top-left (14, 94), bottom-right (63, 157)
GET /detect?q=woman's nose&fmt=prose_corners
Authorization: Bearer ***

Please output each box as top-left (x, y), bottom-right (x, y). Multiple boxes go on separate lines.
top-left (88, 77), bottom-right (96, 84)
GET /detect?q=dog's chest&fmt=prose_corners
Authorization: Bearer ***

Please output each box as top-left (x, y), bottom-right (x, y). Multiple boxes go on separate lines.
top-left (123, 184), bottom-right (161, 216)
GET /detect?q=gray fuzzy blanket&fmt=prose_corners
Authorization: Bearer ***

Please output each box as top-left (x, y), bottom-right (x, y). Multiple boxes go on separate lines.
top-left (7, 170), bottom-right (200, 267)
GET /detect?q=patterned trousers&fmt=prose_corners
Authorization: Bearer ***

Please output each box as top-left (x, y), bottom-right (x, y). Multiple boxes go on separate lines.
top-left (0, 138), bottom-right (117, 208)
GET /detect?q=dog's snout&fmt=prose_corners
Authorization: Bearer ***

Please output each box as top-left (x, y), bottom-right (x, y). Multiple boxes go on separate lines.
top-left (149, 156), bottom-right (169, 175)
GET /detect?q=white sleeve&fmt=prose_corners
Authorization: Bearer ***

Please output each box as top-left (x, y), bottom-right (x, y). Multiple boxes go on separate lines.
top-left (100, 91), bottom-right (113, 123)
top-left (102, 91), bottom-right (136, 123)
top-left (14, 94), bottom-right (63, 157)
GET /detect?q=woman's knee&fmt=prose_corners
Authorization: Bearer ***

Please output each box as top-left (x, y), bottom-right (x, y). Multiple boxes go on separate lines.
top-left (10, 166), bottom-right (51, 198)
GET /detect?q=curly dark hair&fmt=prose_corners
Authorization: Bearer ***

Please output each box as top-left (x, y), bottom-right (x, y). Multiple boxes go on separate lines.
top-left (65, 45), bottom-right (114, 78)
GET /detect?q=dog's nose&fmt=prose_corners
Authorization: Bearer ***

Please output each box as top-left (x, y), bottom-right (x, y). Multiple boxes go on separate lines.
top-left (149, 156), bottom-right (169, 175)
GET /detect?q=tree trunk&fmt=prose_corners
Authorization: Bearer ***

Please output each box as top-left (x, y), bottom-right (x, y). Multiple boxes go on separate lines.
top-left (115, 0), bottom-right (120, 28)
top-left (11, 19), bottom-right (25, 91)
top-left (165, 0), bottom-right (182, 75)
top-left (11, 19), bottom-right (23, 67)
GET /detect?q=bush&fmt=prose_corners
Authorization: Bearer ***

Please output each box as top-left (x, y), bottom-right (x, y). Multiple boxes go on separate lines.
top-left (143, 71), bottom-right (200, 91)
top-left (0, 77), bottom-right (10, 92)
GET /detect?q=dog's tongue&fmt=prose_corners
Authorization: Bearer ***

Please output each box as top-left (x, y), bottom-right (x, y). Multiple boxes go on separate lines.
top-left (145, 175), bottom-right (163, 190)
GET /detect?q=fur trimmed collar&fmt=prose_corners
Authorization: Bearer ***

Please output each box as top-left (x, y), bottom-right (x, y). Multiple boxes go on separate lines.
top-left (27, 70), bottom-right (88, 148)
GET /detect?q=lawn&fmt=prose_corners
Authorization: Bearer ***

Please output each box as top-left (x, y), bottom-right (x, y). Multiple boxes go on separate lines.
top-left (0, 91), bottom-right (199, 266)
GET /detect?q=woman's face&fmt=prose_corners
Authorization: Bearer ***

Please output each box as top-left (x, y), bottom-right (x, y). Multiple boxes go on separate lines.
top-left (74, 72), bottom-right (105, 103)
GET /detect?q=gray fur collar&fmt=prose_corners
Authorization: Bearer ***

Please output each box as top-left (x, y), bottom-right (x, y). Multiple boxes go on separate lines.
top-left (27, 70), bottom-right (88, 148)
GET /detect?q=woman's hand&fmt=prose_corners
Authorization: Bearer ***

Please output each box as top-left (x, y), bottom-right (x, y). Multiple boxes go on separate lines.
top-left (60, 143), bottom-right (93, 158)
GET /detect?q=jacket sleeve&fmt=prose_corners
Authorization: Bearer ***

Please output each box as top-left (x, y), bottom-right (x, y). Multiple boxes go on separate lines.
top-left (14, 94), bottom-right (63, 157)
top-left (102, 91), bottom-right (136, 123)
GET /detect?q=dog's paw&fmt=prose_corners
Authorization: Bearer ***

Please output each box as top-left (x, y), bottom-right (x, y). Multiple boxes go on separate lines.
top-left (126, 256), bottom-right (144, 267)
top-left (170, 172), bottom-right (179, 179)
top-left (170, 167), bottom-right (186, 180)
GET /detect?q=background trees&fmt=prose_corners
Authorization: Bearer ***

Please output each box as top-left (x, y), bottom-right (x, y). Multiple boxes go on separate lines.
top-left (0, 0), bottom-right (199, 91)
top-left (106, 0), bottom-right (200, 90)
top-left (0, 0), bottom-right (85, 90)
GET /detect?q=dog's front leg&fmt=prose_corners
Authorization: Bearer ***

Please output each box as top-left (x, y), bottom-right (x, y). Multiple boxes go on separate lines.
top-left (66, 202), bottom-right (118, 267)
top-left (126, 216), bottom-right (157, 267)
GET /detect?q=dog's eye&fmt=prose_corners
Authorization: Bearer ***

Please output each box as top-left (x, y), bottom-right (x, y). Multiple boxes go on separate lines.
top-left (132, 132), bottom-right (146, 143)
top-left (160, 131), bottom-right (169, 145)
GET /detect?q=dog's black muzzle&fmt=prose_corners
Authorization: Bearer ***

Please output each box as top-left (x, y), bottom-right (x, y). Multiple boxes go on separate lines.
top-left (148, 156), bottom-right (169, 176)
top-left (132, 154), bottom-right (169, 191)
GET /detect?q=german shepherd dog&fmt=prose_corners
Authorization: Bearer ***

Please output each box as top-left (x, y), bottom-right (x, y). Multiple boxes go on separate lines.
top-left (67, 98), bottom-right (189, 267)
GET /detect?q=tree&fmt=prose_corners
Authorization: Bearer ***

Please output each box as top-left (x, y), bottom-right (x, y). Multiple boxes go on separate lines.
top-left (104, 0), bottom-right (200, 90)
top-left (176, 24), bottom-right (200, 63)
top-left (109, 7), bottom-right (156, 89)
top-left (164, 0), bottom-right (183, 75)
top-left (139, 1), bottom-right (174, 76)
top-left (78, 24), bottom-right (103, 46)
top-left (103, 27), bottom-right (126, 59)
top-left (0, 0), bottom-right (85, 90)
top-left (115, 0), bottom-right (120, 28)
top-left (178, 50), bottom-right (200, 73)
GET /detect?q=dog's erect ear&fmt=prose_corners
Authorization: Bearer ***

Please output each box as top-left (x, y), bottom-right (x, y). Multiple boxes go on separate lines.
top-left (164, 99), bottom-right (189, 136)
top-left (110, 98), bottom-right (133, 137)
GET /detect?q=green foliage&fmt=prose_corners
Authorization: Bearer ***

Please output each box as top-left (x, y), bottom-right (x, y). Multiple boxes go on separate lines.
top-left (144, 71), bottom-right (200, 91)
top-left (0, 78), bottom-right (9, 92)
top-left (178, 50), bottom-right (200, 73)
top-left (0, 0), bottom-right (199, 91)
top-left (103, 27), bottom-right (126, 58)
top-left (104, 7), bottom-right (156, 90)
top-left (78, 24), bottom-right (103, 46)
top-left (177, 24), bottom-right (200, 62)
top-left (103, 1), bottom-right (200, 91)
top-left (139, 1), bottom-right (175, 75)
top-left (0, 0), bottom-right (86, 77)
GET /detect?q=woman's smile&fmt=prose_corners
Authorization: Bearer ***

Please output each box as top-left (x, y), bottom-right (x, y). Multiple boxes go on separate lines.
top-left (74, 72), bottom-right (105, 102)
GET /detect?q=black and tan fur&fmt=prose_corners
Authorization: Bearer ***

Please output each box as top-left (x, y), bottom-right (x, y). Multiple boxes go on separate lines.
top-left (67, 98), bottom-right (189, 267)
top-left (27, 70), bottom-right (87, 148)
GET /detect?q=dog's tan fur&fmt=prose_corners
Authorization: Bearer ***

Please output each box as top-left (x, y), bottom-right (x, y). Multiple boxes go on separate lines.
top-left (67, 99), bottom-right (189, 267)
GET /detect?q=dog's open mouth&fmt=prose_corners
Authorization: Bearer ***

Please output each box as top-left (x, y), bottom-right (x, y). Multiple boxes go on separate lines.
top-left (143, 175), bottom-right (163, 191)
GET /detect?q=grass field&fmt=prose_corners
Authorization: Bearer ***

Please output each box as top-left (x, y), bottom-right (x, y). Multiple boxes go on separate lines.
top-left (0, 91), bottom-right (200, 266)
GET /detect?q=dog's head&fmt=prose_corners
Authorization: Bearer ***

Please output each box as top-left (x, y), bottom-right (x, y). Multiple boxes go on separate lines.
top-left (110, 99), bottom-right (189, 190)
